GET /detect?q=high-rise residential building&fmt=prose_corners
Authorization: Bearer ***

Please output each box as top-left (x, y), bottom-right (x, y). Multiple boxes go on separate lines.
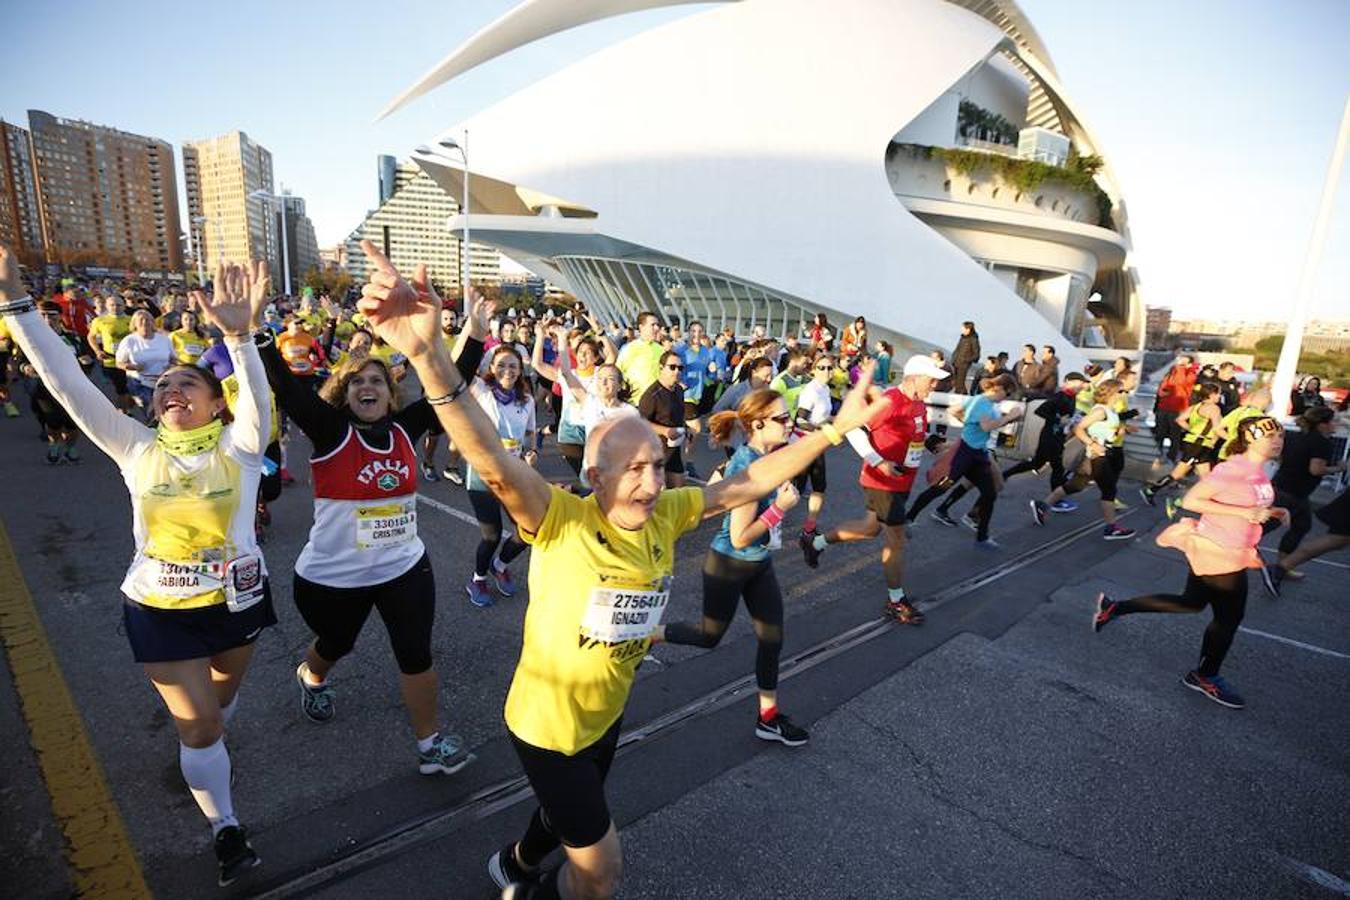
top-left (378, 154), bottom-right (398, 205)
top-left (26, 110), bottom-right (183, 271)
top-left (269, 193), bottom-right (320, 290)
top-left (344, 159), bottom-right (500, 296)
top-left (182, 131), bottom-right (275, 276)
top-left (0, 120), bottom-right (44, 265)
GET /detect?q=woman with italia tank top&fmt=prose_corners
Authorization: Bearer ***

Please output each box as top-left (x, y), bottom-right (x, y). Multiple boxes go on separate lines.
top-left (2, 252), bottom-right (274, 887)
top-left (1092, 416), bottom-right (1289, 710)
top-left (258, 261), bottom-right (483, 776)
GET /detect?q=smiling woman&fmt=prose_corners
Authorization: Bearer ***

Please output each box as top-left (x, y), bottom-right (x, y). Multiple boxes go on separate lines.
top-left (0, 248), bottom-right (276, 887)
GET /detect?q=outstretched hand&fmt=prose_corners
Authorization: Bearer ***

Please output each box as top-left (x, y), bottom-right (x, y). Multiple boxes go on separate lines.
top-left (196, 260), bottom-right (269, 335)
top-left (356, 239), bottom-right (442, 361)
top-left (833, 358), bottom-right (891, 433)
top-left (464, 286), bottom-right (496, 341)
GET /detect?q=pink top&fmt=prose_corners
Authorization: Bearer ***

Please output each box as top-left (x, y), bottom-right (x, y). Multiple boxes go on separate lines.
top-left (1156, 455), bottom-right (1273, 575)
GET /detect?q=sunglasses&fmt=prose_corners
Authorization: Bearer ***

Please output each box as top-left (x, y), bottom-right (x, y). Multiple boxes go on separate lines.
top-left (768, 413), bottom-right (792, 425)
top-left (665, 364), bottom-right (684, 371)
top-left (814, 364), bottom-right (832, 371)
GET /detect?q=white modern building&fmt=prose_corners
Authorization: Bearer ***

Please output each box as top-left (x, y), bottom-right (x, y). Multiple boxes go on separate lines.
top-left (380, 0), bottom-right (1145, 369)
top-left (344, 158), bottom-right (502, 295)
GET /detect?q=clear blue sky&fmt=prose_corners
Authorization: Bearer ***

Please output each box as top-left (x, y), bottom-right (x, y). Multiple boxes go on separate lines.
top-left (4, 0), bottom-right (1347, 320)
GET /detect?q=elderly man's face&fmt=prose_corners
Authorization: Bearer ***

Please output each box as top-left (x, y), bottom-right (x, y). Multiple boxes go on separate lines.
top-left (589, 421), bottom-right (666, 530)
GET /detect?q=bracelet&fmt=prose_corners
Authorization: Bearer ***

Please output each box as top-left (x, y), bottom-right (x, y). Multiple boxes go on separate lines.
top-left (759, 505), bottom-right (785, 529)
top-left (820, 423), bottom-right (844, 446)
top-left (0, 296), bottom-right (35, 316)
top-left (426, 378), bottom-right (469, 406)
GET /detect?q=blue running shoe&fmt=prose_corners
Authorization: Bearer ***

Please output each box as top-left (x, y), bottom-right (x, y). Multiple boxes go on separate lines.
top-left (492, 566), bottom-right (518, 597)
top-left (417, 732), bottom-right (476, 775)
top-left (466, 576), bottom-right (495, 608)
top-left (1183, 671), bottom-right (1245, 709)
top-left (1050, 499), bottom-right (1078, 513)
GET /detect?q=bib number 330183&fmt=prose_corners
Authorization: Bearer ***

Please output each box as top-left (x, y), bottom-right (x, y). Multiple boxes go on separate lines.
top-left (356, 501), bottom-right (417, 550)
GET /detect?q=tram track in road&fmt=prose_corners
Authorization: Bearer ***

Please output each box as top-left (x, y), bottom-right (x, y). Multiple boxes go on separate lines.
top-left (250, 511), bottom-right (1137, 900)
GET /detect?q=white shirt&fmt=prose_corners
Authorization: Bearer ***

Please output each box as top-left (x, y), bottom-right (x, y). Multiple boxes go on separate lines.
top-left (795, 380), bottom-right (833, 427)
top-left (115, 332), bottom-right (174, 384)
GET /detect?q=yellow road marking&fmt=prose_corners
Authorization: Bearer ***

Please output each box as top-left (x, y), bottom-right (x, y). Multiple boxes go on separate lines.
top-left (0, 524), bottom-right (150, 898)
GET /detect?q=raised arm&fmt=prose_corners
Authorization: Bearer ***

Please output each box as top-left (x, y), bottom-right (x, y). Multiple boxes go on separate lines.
top-left (0, 247), bottom-right (149, 465)
top-left (531, 327), bottom-right (561, 383)
top-left (357, 243), bottom-right (552, 533)
top-left (196, 261), bottom-right (272, 459)
top-left (702, 361), bottom-right (892, 519)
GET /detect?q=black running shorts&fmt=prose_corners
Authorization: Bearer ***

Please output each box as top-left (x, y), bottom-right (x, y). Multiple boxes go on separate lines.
top-left (510, 718), bottom-right (621, 848)
top-left (863, 487), bottom-right (909, 526)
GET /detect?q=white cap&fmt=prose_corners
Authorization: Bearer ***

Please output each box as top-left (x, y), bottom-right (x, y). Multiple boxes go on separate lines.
top-left (902, 354), bottom-right (950, 380)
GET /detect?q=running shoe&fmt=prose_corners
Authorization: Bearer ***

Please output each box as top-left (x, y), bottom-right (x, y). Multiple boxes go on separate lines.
top-left (420, 462), bottom-right (439, 482)
top-left (1284, 568), bottom-right (1306, 582)
top-left (63, 443), bottom-right (81, 463)
top-left (1259, 563), bottom-right (1284, 599)
top-left (467, 576), bottom-right (495, 608)
top-left (295, 663), bottom-right (335, 723)
top-left (755, 712), bottom-right (810, 747)
top-left (974, 537), bottom-right (1001, 550)
top-left (1163, 497), bottom-right (1181, 522)
top-left (959, 513), bottom-right (979, 532)
top-left (46, 443), bottom-right (61, 465)
top-left (3, 401), bottom-right (17, 418)
top-left (492, 566), bottom-right (518, 597)
top-left (488, 843), bottom-right (536, 890)
top-left (442, 466), bottom-right (465, 486)
top-left (418, 732), bottom-right (475, 775)
top-left (1030, 499), bottom-right (1048, 526)
top-left (1182, 671), bottom-right (1246, 710)
top-left (884, 598), bottom-right (925, 626)
top-left (799, 529), bottom-right (823, 568)
top-left (1091, 592), bottom-right (1117, 633)
top-left (930, 509), bottom-right (957, 528)
top-left (214, 825), bottom-right (260, 887)
top-left (1139, 485), bottom-right (1157, 507)
top-left (1112, 497), bottom-right (1130, 510)
top-left (1102, 524), bottom-right (1135, 541)
top-left (1050, 500), bottom-right (1078, 514)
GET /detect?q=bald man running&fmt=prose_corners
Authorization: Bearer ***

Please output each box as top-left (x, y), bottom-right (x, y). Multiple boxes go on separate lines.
top-left (355, 240), bottom-right (889, 900)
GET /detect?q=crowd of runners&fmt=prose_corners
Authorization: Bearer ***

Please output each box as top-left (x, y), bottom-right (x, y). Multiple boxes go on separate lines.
top-left (1, 240), bottom-right (1347, 898)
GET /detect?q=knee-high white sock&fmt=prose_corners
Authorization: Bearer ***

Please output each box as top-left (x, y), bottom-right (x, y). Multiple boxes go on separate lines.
top-left (220, 696), bottom-right (238, 726)
top-left (180, 738), bottom-right (237, 835)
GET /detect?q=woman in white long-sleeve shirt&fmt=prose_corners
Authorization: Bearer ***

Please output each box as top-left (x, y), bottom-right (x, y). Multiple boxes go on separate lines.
top-left (0, 249), bottom-right (274, 889)
top-left (115, 308), bottom-right (174, 418)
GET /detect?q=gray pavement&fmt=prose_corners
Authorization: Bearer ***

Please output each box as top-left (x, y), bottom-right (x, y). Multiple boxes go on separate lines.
top-left (1, 374), bottom-right (1347, 899)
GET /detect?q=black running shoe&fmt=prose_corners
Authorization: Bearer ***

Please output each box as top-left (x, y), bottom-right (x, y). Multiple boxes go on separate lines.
top-left (755, 712), bottom-right (809, 747)
top-left (799, 529), bottom-right (822, 569)
top-left (1259, 563), bottom-right (1283, 599)
top-left (488, 843), bottom-right (537, 890)
top-left (1139, 485), bottom-right (1157, 507)
top-left (1030, 499), bottom-right (1048, 526)
top-left (1182, 671), bottom-right (1245, 709)
top-left (1091, 592), bottom-right (1117, 633)
top-left (214, 825), bottom-right (260, 887)
top-left (884, 599), bottom-right (925, 626)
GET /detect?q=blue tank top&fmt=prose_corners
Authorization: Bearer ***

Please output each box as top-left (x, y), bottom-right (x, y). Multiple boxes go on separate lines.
top-left (710, 445), bottom-right (776, 562)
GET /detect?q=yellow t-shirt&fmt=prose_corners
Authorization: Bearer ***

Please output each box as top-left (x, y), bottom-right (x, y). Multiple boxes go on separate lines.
top-left (296, 310), bottom-right (328, 335)
top-left (504, 485), bottom-right (705, 755)
top-left (223, 373), bottom-right (281, 445)
top-left (171, 329), bottom-right (209, 364)
top-left (89, 314), bottom-right (131, 358)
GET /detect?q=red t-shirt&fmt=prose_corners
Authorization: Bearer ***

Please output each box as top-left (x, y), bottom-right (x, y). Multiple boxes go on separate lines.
top-left (55, 293), bottom-right (95, 338)
top-left (1157, 364), bottom-right (1197, 414)
top-left (858, 388), bottom-right (928, 493)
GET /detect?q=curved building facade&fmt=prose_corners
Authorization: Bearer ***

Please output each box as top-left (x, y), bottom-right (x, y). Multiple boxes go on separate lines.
top-left (383, 0), bottom-right (1144, 369)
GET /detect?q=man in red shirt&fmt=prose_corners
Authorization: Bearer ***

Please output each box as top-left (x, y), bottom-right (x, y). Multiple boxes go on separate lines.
top-left (1154, 353), bottom-right (1197, 462)
top-left (800, 354), bottom-right (950, 624)
top-left (54, 284), bottom-right (95, 340)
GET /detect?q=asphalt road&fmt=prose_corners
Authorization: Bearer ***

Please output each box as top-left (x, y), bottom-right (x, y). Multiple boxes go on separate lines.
top-left (1, 377), bottom-right (1347, 900)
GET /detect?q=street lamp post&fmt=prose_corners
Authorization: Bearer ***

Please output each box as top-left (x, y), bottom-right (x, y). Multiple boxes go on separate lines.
top-left (190, 215), bottom-right (208, 286)
top-left (415, 132), bottom-right (470, 304)
top-left (250, 188), bottom-right (291, 296)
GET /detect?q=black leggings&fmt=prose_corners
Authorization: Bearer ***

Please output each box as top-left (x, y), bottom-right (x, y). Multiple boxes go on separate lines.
top-left (1272, 491), bottom-right (1313, 555)
top-left (513, 718), bottom-right (621, 864)
top-left (468, 488), bottom-right (528, 576)
top-left (663, 550), bottom-right (784, 691)
top-left (909, 444), bottom-right (997, 539)
top-left (292, 553), bottom-right (436, 674)
top-left (1114, 569), bottom-right (1247, 676)
top-left (1090, 454), bottom-right (1120, 502)
top-left (1001, 434), bottom-right (1066, 487)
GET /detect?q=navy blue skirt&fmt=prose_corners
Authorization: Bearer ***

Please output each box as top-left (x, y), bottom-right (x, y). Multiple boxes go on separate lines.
top-left (122, 582), bottom-right (276, 663)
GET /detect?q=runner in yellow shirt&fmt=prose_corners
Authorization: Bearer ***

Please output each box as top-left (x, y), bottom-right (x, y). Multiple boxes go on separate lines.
top-left (354, 241), bottom-right (891, 900)
top-left (171, 309), bottom-right (211, 364)
top-left (86, 295), bottom-right (134, 411)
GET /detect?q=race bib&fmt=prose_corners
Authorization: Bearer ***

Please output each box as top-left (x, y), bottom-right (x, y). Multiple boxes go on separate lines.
top-left (144, 555), bottom-right (225, 598)
top-left (904, 441), bottom-right (925, 468)
top-left (356, 500), bottom-right (417, 550)
top-left (579, 581), bottom-right (671, 644)
top-left (224, 555), bottom-right (265, 613)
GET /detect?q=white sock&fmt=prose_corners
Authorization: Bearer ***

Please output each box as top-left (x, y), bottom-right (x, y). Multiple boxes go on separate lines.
top-left (887, 587), bottom-right (906, 602)
top-left (492, 556), bottom-right (508, 574)
top-left (180, 738), bottom-right (237, 835)
top-left (220, 696), bottom-right (238, 725)
top-left (416, 732), bottom-right (439, 753)
top-left (812, 533), bottom-right (828, 552)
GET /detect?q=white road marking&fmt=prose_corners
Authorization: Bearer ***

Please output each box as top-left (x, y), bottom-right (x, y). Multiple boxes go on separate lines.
top-left (1239, 626), bottom-right (1350, 660)
top-left (415, 492), bottom-right (478, 528)
top-left (1258, 546), bottom-right (1350, 570)
top-left (1278, 855), bottom-right (1350, 895)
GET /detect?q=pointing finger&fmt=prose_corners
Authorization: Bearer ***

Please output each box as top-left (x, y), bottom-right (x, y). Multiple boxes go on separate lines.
top-left (360, 239), bottom-right (400, 277)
